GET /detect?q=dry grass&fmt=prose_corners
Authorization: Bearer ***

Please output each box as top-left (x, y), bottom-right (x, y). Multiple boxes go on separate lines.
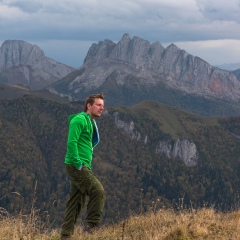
top-left (0, 207), bottom-right (239, 240)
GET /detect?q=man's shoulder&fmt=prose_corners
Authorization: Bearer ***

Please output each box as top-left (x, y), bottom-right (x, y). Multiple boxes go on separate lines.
top-left (69, 112), bottom-right (86, 123)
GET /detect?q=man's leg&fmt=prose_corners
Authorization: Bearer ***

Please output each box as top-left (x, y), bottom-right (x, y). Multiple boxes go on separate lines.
top-left (66, 166), bottom-right (106, 226)
top-left (85, 171), bottom-right (106, 225)
top-left (62, 165), bottom-right (106, 234)
top-left (61, 166), bottom-right (86, 237)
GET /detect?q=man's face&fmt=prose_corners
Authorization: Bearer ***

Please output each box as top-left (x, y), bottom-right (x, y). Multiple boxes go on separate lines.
top-left (87, 98), bottom-right (104, 119)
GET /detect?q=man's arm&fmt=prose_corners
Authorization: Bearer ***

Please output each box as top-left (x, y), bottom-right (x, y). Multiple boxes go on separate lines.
top-left (66, 116), bottom-right (84, 169)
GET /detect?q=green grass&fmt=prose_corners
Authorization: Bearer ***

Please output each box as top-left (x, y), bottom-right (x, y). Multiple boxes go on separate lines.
top-left (114, 100), bottom-right (219, 139)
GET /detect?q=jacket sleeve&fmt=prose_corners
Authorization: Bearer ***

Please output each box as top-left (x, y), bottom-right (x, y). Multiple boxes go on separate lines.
top-left (66, 116), bottom-right (84, 169)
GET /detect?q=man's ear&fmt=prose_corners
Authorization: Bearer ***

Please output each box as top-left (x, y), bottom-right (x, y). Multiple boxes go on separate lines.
top-left (87, 103), bottom-right (92, 110)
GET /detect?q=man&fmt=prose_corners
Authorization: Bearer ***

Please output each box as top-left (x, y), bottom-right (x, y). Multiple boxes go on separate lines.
top-left (61, 93), bottom-right (106, 239)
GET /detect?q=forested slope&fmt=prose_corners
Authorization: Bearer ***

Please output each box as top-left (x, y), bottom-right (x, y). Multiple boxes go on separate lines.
top-left (0, 96), bottom-right (239, 225)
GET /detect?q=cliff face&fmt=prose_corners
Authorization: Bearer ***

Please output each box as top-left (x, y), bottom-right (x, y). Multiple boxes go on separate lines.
top-left (156, 139), bottom-right (198, 167)
top-left (82, 33), bottom-right (240, 101)
top-left (0, 40), bottom-right (75, 89)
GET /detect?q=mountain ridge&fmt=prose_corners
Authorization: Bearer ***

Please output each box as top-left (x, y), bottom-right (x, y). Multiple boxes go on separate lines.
top-left (1, 35), bottom-right (240, 117)
top-left (0, 82), bottom-right (69, 102)
top-left (48, 33), bottom-right (240, 116)
top-left (215, 62), bottom-right (240, 71)
top-left (58, 33), bottom-right (240, 101)
top-left (0, 40), bottom-right (75, 90)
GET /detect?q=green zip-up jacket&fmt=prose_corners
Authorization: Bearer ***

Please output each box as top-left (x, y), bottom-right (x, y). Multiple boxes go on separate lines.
top-left (65, 112), bottom-right (98, 170)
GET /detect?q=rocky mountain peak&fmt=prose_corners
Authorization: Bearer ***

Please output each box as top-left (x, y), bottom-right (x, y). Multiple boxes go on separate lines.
top-left (0, 40), bottom-right (75, 89)
top-left (84, 39), bottom-right (115, 64)
top-left (84, 33), bottom-right (165, 70)
top-left (166, 43), bottom-right (180, 52)
top-left (0, 40), bottom-right (45, 71)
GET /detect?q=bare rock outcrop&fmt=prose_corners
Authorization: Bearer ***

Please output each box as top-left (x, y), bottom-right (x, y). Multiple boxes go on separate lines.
top-left (113, 111), bottom-right (141, 140)
top-left (156, 139), bottom-right (198, 167)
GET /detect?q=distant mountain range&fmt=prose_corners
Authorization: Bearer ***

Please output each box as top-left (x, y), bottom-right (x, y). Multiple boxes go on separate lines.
top-left (1, 35), bottom-right (240, 116)
top-left (215, 62), bottom-right (240, 71)
top-left (50, 33), bottom-right (240, 101)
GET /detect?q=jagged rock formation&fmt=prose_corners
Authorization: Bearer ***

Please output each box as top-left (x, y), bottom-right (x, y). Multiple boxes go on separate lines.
top-left (0, 40), bottom-right (75, 89)
top-left (113, 111), bottom-right (142, 140)
top-left (156, 139), bottom-right (198, 167)
top-left (50, 33), bottom-right (240, 104)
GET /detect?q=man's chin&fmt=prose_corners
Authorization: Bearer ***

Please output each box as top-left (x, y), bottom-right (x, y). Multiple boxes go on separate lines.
top-left (94, 113), bottom-right (102, 118)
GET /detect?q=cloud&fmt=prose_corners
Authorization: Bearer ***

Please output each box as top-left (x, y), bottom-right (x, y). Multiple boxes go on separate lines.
top-left (6, 0), bottom-right (44, 13)
top-left (1, 0), bottom-right (239, 41)
top-left (0, 4), bottom-right (26, 20)
top-left (0, 0), bottom-right (239, 67)
top-left (169, 39), bottom-right (240, 65)
top-left (196, 0), bottom-right (240, 22)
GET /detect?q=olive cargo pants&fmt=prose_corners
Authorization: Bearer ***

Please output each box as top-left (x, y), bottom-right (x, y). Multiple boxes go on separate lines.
top-left (61, 164), bottom-right (106, 236)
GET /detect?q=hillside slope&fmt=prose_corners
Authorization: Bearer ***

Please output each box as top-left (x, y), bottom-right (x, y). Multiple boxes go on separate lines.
top-left (0, 82), bottom-right (69, 102)
top-left (0, 96), bottom-right (239, 225)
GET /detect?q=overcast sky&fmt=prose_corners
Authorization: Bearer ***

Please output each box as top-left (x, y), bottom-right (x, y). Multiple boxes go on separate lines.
top-left (0, 0), bottom-right (240, 68)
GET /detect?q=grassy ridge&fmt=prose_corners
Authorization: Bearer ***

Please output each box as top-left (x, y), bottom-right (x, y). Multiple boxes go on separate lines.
top-left (0, 82), bottom-right (69, 103)
top-left (0, 207), bottom-right (239, 239)
top-left (129, 100), bottom-right (218, 139)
